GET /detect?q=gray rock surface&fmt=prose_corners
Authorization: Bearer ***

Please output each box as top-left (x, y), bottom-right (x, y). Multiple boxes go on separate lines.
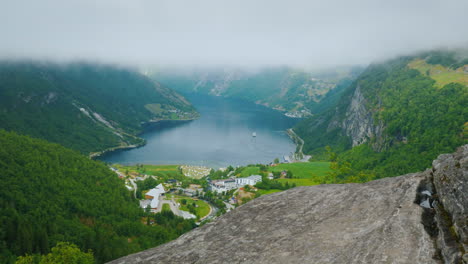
top-left (109, 146), bottom-right (468, 264)
top-left (109, 173), bottom-right (438, 264)
top-left (432, 145), bottom-right (468, 263)
top-left (341, 85), bottom-right (384, 149)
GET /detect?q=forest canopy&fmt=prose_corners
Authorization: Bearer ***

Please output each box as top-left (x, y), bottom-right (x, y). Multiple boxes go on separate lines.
top-left (0, 130), bottom-right (195, 263)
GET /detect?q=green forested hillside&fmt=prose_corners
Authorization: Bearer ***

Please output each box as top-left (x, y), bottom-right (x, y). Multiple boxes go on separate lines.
top-left (0, 130), bottom-right (196, 263)
top-left (0, 61), bottom-right (198, 154)
top-left (295, 51), bottom-right (467, 179)
top-left (152, 66), bottom-right (362, 116)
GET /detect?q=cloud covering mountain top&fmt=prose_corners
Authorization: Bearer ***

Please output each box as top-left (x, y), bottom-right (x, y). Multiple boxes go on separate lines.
top-left (1, 0), bottom-right (468, 68)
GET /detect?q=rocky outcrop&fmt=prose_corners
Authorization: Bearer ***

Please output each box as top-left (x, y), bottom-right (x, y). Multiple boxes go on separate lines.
top-left (339, 85), bottom-right (385, 149)
top-left (109, 146), bottom-right (467, 264)
top-left (431, 145), bottom-right (468, 263)
top-left (323, 85), bottom-right (386, 152)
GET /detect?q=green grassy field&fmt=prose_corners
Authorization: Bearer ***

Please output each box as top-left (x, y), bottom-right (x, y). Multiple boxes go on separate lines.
top-left (268, 162), bottom-right (330, 180)
top-left (275, 178), bottom-right (319, 186)
top-left (408, 59), bottom-right (468, 88)
top-left (254, 162), bottom-right (331, 194)
top-left (114, 164), bottom-right (179, 174)
top-left (162, 203), bottom-right (171, 212)
top-left (181, 199), bottom-right (210, 219)
top-left (113, 164), bottom-right (186, 179)
top-left (145, 103), bottom-right (165, 115)
top-left (167, 194), bottom-right (211, 219)
top-left (257, 189), bottom-right (282, 195)
top-left (238, 162), bottom-right (331, 181)
top-left (239, 166), bottom-right (261, 177)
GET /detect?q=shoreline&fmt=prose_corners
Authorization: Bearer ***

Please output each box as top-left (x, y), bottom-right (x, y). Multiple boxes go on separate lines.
top-left (145, 117), bottom-right (198, 124)
top-left (89, 141), bottom-right (146, 159)
top-left (140, 118), bottom-right (197, 132)
top-left (90, 117), bottom-right (199, 159)
top-left (286, 128), bottom-right (311, 162)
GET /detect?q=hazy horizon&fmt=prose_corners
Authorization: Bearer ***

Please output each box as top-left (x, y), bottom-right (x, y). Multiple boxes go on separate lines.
top-left (1, 0), bottom-right (468, 69)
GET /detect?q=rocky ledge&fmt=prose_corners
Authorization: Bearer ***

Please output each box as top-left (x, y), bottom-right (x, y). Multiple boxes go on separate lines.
top-left (109, 145), bottom-right (467, 264)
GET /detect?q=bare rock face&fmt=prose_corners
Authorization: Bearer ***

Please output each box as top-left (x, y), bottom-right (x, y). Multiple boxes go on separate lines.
top-left (431, 145), bottom-right (468, 263)
top-left (109, 174), bottom-right (437, 264)
top-left (109, 146), bottom-right (467, 264)
top-left (341, 85), bottom-right (384, 148)
top-left (326, 85), bottom-right (386, 151)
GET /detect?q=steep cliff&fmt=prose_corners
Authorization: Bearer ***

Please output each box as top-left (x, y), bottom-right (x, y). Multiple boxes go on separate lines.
top-left (295, 51), bottom-right (467, 177)
top-left (109, 146), bottom-right (467, 264)
top-left (327, 85), bottom-right (385, 150)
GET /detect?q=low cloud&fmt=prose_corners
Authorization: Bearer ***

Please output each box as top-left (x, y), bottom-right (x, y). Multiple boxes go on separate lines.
top-left (1, 0), bottom-right (468, 68)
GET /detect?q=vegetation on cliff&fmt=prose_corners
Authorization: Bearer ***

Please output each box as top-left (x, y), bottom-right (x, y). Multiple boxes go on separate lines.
top-left (295, 51), bottom-right (467, 179)
top-left (0, 61), bottom-right (197, 154)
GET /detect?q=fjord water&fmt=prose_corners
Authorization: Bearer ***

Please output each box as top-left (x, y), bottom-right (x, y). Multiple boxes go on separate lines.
top-left (100, 94), bottom-right (298, 168)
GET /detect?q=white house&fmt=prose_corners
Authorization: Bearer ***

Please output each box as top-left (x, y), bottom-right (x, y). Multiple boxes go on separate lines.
top-left (142, 183), bottom-right (165, 210)
top-left (235, 175), bottom-right (262, 186)
top-left (210, 175), bottom-right (263, 193)
top-left (210, 179), bottom-right (237, 193)
top-left (267, 173), bottom-right (274, 180)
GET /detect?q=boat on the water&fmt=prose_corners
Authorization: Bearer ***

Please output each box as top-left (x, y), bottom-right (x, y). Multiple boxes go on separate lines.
top-left (252, 132), bottom-right (257, 137)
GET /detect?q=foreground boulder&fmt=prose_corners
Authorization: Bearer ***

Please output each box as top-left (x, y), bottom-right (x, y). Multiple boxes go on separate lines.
top-left (109, 146), bottom-right (467, 264)
top-left (431, 145), bottom-right (468, 263)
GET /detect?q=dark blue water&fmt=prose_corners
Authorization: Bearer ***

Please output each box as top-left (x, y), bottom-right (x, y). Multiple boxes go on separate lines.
top-left (99, 94), bottom-right (298, 168)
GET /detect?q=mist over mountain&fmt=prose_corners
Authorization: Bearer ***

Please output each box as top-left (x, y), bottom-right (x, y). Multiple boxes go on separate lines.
top-left (150, 65), bottom-right (364, 116)
top-left (0, 61), bottom-right (198, 154)
top-left (1, 0), bottom-right (468, 68)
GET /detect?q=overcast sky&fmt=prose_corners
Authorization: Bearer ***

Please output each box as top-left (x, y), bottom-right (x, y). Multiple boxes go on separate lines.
top-left (1, 0), bottom-right (468, 68)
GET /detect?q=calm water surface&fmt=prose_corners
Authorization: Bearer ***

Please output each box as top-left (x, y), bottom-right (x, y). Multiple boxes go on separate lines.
top-left (99, 94), bottom-right (298, 168)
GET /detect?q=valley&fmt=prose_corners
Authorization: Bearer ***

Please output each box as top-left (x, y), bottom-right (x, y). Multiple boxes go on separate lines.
top-left (0, 50), bottom-right (466, 264)
top-left (2, 1), bottom-right (468, 263)
top-left (98, 94), bottom-right (298, 168)
top-left (150, 66), bottom-right (363, 118)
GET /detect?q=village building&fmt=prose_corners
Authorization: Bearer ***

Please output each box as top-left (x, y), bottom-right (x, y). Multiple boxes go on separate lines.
top-left (210, 179), bottom-right (237, 193)
top-left (210, 175), bottom-right (263, 193)
top-left (236, 175), bottom-right (262, 186)
top-left (139, 183), bottom-right (165, 211)
top-left (179, 187), bottom-right (203, 197)
top-left (189, 184), bottom-right (202, 190)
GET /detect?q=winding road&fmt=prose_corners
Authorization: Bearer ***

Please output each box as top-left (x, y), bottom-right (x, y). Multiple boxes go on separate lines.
top-left (287, 128), bottom-right (311, 162)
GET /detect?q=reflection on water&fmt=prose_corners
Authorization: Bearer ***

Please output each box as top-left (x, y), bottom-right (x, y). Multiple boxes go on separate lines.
top-left (99, 94), bottom-right (299, 168)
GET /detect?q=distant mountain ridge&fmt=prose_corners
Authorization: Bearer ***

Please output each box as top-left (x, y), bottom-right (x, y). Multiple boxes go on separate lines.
top-left (150, 66), bottom-right (363, 117)
top-left (0, 61), bottom-right (198, 154)
top-left (295, 50), bottom-right (468, 178)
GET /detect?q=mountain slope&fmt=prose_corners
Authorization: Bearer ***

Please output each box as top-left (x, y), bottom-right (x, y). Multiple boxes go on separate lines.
top-left (295, 51), bottom-right (467, 178)
top-left (151, 66), bottom-right (362, 117)
top-left (109, 145), bottom-right (468, 264)
top-left (0, 130), bottom-right (196, 263)
top-left (0, 61), bottom-right (198, 154)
